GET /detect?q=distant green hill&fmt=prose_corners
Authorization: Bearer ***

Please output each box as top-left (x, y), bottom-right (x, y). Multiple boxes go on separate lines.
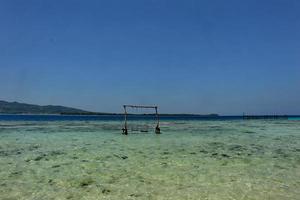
top-left (0, 100), bottom-right (91, 114)
top-left (0, 100), bottom-right (219, 116)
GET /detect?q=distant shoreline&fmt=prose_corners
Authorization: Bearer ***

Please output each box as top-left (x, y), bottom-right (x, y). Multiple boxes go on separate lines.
top-left (1, 101), bottom-right (299, 117)
top-left (1, 113), bottom-right (300, 118)
top-left (0, 113), bottom-right (219, 117)
top-left (0, 100), bottom-right (219, 116)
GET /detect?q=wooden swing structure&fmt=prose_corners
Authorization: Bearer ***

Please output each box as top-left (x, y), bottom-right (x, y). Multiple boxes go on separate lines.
top-left (122, 105), bottom-right (161, 135)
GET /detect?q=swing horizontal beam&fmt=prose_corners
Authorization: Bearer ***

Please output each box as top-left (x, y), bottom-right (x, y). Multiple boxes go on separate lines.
top-left (123, 105), bottom-right (157, 109)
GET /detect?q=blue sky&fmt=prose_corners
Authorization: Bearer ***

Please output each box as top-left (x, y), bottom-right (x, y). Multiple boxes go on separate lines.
top-left (0, 0), bottom-right (299, 115)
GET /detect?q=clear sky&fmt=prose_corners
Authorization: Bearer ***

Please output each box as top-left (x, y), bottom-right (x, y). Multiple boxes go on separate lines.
top-left (0, 0), bottom-right (299, 115)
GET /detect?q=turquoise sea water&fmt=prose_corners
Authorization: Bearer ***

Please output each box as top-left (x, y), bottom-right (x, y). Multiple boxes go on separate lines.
top-left (0, 119), bottom-right (300, 200)
top-left (289, 117), bottom-right (300, 121)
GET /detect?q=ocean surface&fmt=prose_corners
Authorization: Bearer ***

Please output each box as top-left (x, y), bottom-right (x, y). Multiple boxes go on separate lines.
top-left (0, 115), bottom-right (300, 200)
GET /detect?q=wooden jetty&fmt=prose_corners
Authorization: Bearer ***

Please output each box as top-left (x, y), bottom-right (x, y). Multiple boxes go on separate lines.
top-left (242, 114), bottom-right (288, 120)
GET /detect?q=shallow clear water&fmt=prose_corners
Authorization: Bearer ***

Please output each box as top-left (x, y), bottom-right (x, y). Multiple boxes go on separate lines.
top-left (0, 119), bottom-right (300, 200)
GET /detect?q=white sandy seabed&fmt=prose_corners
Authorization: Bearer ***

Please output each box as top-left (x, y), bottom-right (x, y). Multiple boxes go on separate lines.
top-left (0, 119), bottom-right (300, 200)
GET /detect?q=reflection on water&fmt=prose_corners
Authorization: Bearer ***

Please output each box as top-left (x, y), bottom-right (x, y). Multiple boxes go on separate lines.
top-left (0, 120), bottom-right (300, 199)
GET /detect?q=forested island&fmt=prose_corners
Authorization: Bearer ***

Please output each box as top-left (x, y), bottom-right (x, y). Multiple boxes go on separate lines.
top-left (0, 100), bottom-right (218, 117)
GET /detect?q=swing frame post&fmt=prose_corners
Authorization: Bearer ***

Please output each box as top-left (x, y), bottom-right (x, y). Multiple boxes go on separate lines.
top-left (122, 105), bottom-right (128, 135)
top-left (154, 106), bottom-right (160, 134)
top-left (122, 105), bottom-right (161, 134)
